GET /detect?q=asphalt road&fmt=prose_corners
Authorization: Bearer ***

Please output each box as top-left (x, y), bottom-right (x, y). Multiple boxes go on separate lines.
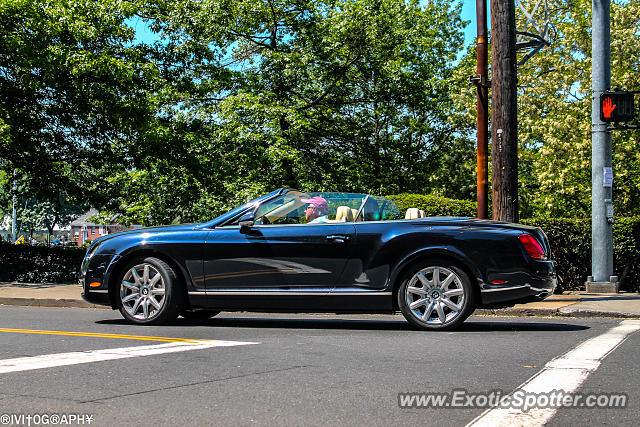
top-left (0, 306), bottom-right (637, 426)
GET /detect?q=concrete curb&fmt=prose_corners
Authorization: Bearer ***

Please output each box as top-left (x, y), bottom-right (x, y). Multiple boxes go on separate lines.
top-left (0, 297), bottom-right (110, 309)
top-left (475, 308), bottom-right (640, 319)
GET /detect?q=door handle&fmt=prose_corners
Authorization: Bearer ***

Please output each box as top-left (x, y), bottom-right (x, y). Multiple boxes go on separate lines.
top-left (326, 235), bottom-right (349, 243)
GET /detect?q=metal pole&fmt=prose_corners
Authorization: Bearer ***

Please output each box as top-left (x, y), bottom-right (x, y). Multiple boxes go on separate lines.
top-left (11, 169), bottom-right (17, 243)
top-left (476, 0), bottom-right (489, 219)
top-left (591, 0), bottom-right (613, 283)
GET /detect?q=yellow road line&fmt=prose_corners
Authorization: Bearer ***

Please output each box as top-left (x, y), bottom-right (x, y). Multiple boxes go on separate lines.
top-left (0, 328), bottom-right (204, 343)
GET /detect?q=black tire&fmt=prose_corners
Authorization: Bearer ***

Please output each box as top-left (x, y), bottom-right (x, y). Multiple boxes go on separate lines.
top-left (397, 259), bottom-right (476, 331)
top-left (117, 256), bottom-right (185, 325)
top-left (180, 309), bottom-right (221, 321)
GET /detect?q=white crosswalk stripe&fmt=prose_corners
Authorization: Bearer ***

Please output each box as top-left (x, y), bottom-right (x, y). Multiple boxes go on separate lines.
top-left (0, 340), bottom-right (259, 374)
top-left (467, 319), bottom-right (640, 427)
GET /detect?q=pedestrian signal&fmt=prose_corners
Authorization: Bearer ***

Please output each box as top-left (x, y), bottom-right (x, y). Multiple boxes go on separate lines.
top-left (600, 92), bottom-right (635, 123)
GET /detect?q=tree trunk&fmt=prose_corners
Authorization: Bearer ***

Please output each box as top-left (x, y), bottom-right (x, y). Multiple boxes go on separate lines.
top-left (490, 0), bottom-right (519, 222)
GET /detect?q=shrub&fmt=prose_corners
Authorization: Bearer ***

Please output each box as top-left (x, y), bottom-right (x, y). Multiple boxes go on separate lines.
top-left (0, 243), bottom-right (86, 283)
top-left (522, 218), bottom-right (639, 292)
top-left (522, 218), bottom-right (591, 292)
top-left (611, 217), bottom-right (640, 288)
top-left (386, 193), bottom-right (477, 217)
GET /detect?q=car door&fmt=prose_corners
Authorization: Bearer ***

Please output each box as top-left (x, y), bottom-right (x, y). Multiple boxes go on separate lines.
top-left (203, 223), bottom-right (355, 291)
top-left (333, 196), bottom-right (403, 292)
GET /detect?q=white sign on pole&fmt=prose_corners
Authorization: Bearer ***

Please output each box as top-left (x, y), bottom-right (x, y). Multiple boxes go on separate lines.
top-left (603, 167), bottom-right (613, 187)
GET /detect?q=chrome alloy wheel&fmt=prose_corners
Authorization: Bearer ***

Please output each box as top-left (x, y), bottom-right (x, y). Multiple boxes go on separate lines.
top-left (120, 263), bottom-right (166, 320)
top-left (404, 266), bottom-right (465, 325)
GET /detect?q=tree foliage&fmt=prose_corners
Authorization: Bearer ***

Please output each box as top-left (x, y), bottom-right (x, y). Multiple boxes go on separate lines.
top-left (0, 170), bottom-right (84, 239)
top-left (513, 0), bottom-right (639, 218)
top-left (0, 0), bottom-right (158, 202)
top-left (90, 0), bottom-right (472, 224)
top-left (0, 0), bottom-right (473, 226)
top-left (20, 0), bottom-right (640, 226)
top-left (451, 0), bottom-right (640, 219)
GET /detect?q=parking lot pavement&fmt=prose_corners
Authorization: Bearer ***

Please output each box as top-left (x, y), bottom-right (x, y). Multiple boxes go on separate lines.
top-left (0, 306), bottom-right (638, 426)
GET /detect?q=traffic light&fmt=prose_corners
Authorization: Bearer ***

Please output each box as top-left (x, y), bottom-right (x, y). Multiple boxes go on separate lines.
top-left (600, 92), bottom-right (636, 123)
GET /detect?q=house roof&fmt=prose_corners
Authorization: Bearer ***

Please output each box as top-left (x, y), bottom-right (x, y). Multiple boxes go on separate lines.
top-left (70, 209), bottom-right (104, 227)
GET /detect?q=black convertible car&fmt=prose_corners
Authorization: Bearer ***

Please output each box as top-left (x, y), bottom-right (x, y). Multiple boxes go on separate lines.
top-left (81, 189), bottom-right (556, 330)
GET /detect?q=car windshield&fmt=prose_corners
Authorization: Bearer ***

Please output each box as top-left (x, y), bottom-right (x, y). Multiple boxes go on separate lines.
top-left (224, 191), bottom-right (402, 225)
top-left (201, 189), bottom-right (284, 227)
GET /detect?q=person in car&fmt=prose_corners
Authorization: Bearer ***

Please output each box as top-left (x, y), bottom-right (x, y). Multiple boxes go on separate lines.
top-left (302, 196), bottom-right (330, 223)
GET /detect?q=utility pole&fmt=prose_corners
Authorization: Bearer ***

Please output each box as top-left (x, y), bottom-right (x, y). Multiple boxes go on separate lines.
top-left (586, 0), bottom-right (617, 292)
top-left (490, 0), bottom-right (518, 223)
top-left (11, 169), bottom-right (17, 243)
top-left (475, 0), bottom-right (489, 219)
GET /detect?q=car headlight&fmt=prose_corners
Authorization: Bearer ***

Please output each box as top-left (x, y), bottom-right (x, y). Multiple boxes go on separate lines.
top-left (85, 241), bottom-right (102, 260)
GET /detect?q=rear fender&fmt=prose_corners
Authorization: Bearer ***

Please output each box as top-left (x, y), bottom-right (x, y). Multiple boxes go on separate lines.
top-left (388, 246), bottom-right (483, 293)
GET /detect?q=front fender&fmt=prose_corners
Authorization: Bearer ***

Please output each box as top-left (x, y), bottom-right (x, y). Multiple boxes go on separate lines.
top-left (98, 229), bottom-right (205, 308)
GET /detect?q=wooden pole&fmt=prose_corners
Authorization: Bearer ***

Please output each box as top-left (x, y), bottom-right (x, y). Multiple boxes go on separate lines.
top-left (490, 0), bottom-right (518, 222)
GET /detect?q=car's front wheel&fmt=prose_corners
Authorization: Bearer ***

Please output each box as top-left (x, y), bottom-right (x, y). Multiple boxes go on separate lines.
top-left (117, 257), bottom-right (184, 325)
top-left (398, 260), bottom-right (476, 331)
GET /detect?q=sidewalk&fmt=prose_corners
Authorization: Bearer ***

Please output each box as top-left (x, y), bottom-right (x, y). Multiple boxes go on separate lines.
top-left (0, 282), bottom-right (108, 309)
top-left (1, 282), bottom-right (639, 318)
top-left (476, 292), bottom-right (640, 318)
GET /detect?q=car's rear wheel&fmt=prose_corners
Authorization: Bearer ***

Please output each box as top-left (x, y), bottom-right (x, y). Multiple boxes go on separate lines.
top-left (117, 257), bottom-right (184, 325)
top-left (180, 309), bottom-right (220, 321)
top-left (398, 260), bottom-right (476, 331)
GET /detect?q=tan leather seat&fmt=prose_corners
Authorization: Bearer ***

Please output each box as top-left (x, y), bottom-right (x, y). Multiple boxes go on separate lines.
top-left (335, 206), bottom-right (354, 222)
top-left (405, 208), bottom-right (425, 219)
top-left (351, 208), bottom-right (361, 222)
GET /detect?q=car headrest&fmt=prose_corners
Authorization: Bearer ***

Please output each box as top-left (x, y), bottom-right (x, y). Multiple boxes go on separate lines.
top-left (335, 206), bottom-right (354, 222)
top-left (351, 208), bottom-right (361, 222)
top-left (405, 208), bottom-right (424, 219)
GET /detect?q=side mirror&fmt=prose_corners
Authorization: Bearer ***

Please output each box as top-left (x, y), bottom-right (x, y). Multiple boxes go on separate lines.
top-left (238, 212), bottom-right (255, 233)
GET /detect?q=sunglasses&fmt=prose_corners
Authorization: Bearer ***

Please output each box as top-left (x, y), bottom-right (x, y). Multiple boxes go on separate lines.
top-left (305, 205), bottom-right (316, 211)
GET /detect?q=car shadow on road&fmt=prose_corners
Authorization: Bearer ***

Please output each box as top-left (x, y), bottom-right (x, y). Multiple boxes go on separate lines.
top-left (96, 316), bottom-right (591, 332)
top-left (458, 320), bottom-right (590, 332)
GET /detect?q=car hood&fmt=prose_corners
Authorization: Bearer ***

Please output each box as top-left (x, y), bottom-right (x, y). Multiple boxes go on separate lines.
top-left (91, 224), bottom-right (200, 245)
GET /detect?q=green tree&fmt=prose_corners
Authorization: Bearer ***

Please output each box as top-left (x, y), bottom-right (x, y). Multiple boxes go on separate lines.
top-left (17, 196), bottom-right (84, 243)
top-left (0, 0), bottom-right (158, 201)
top-left (106, 0), bottom-right (473, 225)
top-left (1, 171), bottom-right (84, 242)
top-left (2, 0), bottom-right (476, 226)
top-left (516, 0), bottom-right (640, 218)
top-left (453, 0), bottom-right (640, 219)
top-left (0, 168), bottom-right (11, 216)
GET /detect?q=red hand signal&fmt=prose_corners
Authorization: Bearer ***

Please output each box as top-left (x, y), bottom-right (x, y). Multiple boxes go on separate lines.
top-left (602, 97), bottom-right (617, 118)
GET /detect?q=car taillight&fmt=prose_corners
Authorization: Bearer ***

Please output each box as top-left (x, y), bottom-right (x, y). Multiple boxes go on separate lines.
top-left (518, 234), bottom-right (546, 259)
